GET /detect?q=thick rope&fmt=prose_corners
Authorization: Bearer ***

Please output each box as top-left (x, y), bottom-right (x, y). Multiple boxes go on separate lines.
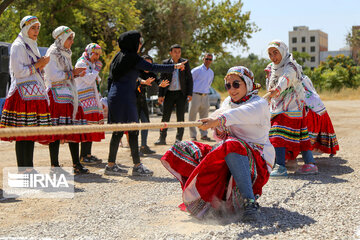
top-left (0, 122), bottom-right (203, 138)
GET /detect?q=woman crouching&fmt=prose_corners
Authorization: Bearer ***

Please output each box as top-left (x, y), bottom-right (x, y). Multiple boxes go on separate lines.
top-left (161, 66), bottom-right (275, 222)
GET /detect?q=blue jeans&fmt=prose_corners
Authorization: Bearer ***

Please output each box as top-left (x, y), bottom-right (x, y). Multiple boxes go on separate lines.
top-left (225, 153), bottom-right (255, 200)
top-left (275, 147), bottom-right (315, 167)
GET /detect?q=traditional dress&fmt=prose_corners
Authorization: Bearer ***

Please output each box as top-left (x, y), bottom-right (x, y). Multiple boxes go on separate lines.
top-left (44, 26), bottom-right (87, 142)
top-left (75, 43), bottom-right (105, 142)
top-left (0, 16), bottom-right (52, 144)
top-left (302, 75), bottom-right (339, 155)
top-left (161, 66), bottom-right (275, 218)
top-left (266, 40), bottom-right (311, 160)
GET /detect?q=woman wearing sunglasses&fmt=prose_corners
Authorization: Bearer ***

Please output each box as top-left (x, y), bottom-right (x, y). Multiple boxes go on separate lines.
top-left (266, 40), bottom-right (317, 177)
top-left (160, 66), bottom-right (275, 222)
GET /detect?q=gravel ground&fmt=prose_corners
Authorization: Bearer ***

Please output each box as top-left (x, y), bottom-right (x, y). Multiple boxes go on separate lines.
top-left (0, 100), bottom-right (359, 240)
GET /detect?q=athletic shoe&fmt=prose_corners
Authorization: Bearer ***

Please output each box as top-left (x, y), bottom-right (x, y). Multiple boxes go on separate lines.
top-left (200, 136), bottom-right (214, 142)
top-left (90, 155), bottom-right (102, 163)
top-left (73, 164), bottom-right (89, 174)
top-left (270, 164), bottom-right (288, 177)
top-left (80, 156), bottom-right (98, 165)
top-left (190, 137), bottom-right (197, 141)
top-left (140, 146), bottom-right (156, 155)
top-left (132, 163), bottom-right (154, 176)
top-left (104, 164), bottom-right (128, 176)
top-left (295, 164), bottom-right (318, 175)
top-left (242, 198), bottom-right (260, 222)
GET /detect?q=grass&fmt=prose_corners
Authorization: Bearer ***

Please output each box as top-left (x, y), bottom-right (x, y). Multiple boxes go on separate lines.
top-left (218, 88), bottom-right (360, 101)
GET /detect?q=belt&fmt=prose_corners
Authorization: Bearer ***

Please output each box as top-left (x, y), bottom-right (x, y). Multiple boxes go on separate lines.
top-left (194, 92), bottom-right (208, 96)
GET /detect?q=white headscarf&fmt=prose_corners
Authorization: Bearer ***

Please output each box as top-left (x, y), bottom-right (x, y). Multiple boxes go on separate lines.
top-left (18, 16), bottom-right (41, 59)
top-left (267, 40), bottom-right (302, 89)
top-left (224, 66), bottom-right (261, 96)
top-left (46, 26), bottom-right (78, 119)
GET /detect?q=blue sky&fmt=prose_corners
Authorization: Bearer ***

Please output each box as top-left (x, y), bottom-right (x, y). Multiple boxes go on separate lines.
top-left (228, 0), bottom-right (360, 58)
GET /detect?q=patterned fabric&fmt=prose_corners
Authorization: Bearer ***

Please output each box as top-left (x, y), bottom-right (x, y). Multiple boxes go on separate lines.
top-left (161, 138), bottom-right (270, 218)
top-left (307, 110), bottom-right (339, 155)
top-left (269, 111), bottom-right (312, 158)
top-left (225, 66), bottom-right (261, 96)
top-left (0, 91), bottom-right (53, 143)
top-left (18, 80), bottom-right (47, 101)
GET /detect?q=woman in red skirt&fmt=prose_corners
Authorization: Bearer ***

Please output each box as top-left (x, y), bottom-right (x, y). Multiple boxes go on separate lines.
top-left (0, 16), bottom-right (52, 173)
top-left (302, 75), bottom-right (339, 156)
top-left (161, 66), bottom-right (275, 222)
top-left (266, 40), bottom-right (317, 176)
top-left (75, 43), bottom-right (105, 165)
top-left (44, 26), bottom-right (89, 174)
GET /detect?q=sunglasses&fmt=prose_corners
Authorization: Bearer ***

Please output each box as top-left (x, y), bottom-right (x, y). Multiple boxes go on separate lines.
top-left (205, 58), bottom-right (213, 61)
top-left (225, 80), bottom-right (242, 90)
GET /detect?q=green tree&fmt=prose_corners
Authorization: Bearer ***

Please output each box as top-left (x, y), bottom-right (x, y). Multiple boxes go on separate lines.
top-left (292, 51), bottom-right (311, 67)
top-left (136, 0), bottom-right (258, 64)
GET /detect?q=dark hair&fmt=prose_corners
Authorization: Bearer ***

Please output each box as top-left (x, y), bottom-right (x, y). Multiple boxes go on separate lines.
top-left (142, 54), bottom-right (153, 63)
top-left (169, 44), bottom-right (181, 52)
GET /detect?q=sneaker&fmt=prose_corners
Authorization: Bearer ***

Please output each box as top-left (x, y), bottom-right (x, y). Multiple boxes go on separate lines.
top-left (154, 138), bottom-right (166, 145)
top-left (242, 198), bottom-right (260, 222)
top-left (190, 137), bottom-right (197, 141)
top-left (132, 163), bottom-right (154, 176)
top-left (104, 164), bottom-right (128, 176)
top-left (140, 146), bottom-right (156, 155)
top-left (295, 164), bottom-right (318, 175)
top-left (90, 155), bottom-right (102, 163)
top-left (200, 136), bottom-right (213, 142)
top-left (270, 164), bottom-right (288, 177)
top-left (73, 164), bottom-right (90, 174)
top-left (80, 156), bottom-right (98, 165)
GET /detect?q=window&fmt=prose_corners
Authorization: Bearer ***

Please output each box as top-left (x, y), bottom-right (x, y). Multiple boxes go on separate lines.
top-left (310, 46), bottom-right (315, 52)
top-left (292, 37), bottom-right (297, 43)
top-left (292, 47), bottom-right (297, 52)
top-left (302, 47), bottom-right (306, 52)
top-left (311, 56), bottom-right (316, 62)
top-left (310, 36), bottom-right (315, 42)
top-left (301, 37), bottom-right (306, 43)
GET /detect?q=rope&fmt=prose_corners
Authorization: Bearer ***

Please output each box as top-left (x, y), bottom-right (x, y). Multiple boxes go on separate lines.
top-left (0, 122), bottom-right (203, 138)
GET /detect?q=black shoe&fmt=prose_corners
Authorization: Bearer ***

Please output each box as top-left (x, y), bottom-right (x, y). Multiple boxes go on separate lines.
top-left (242, 198), bottom-right (259, 222)
top-left (140, 145), bottom-right (156, 155)
top-left (154, 138), bottom-right (166, 145)
top-left (200, 136), bottom-right (214, 142)
top-left (90, 155), bottom-right (102, 163)
top-left (104, 164), bottom-right (128, 176)
top-left (73, 164), bottom-right (90, 175)
top-left (80, 156), bottom-right (98, 165)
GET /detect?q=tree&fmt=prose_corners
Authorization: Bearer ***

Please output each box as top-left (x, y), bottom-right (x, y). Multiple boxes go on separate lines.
top-left (0, 0), bottom-right (15, 16)
top-left (136, 0), bottom-right (258, 64)
top-left (292, 51), bottom-right (310, 67)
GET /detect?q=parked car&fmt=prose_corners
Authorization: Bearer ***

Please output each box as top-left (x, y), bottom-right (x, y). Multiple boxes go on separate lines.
top-left (209, 87), bottom-right (221, 109)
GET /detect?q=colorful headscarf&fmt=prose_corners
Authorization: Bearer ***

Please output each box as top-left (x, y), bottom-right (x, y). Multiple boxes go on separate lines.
top-left (84, 43), bottom-right (102, 61)
top-left (224, 66), bottom-right (261, 96)
top-left (19, 15), bottom-right (41, 58)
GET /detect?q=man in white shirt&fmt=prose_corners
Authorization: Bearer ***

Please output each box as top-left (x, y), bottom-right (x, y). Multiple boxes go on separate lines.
top-left (189, 53), bottom-right (214, 141)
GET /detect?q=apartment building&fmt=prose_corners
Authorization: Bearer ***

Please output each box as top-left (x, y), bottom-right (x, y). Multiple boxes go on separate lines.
top-left (289, 26), bottom-right (328, 69)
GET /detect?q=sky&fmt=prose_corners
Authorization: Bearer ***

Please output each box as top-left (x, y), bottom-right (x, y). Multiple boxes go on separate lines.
top-left (228, 0), bottom-right (360, 59)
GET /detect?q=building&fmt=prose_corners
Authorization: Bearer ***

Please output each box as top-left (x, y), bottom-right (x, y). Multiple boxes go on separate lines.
top-left (320, 50), bottom-right (352, 63)
top-left (351, 25), bottom-right (360, 64)
top-left (289, 26), bottom-right (328, 69)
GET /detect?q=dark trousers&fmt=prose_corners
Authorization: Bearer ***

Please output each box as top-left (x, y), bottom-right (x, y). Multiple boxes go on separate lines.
top-left (160, 90), bottom-right (187, 141)
top-left (80, 142), bottom-right (92, 157)
top-left (49, 140), bottom-right (80, 167)
top-left (137, 98), bottom-right (150, 147)
top-left (15, 141), bottom-right (34, 168)
top-left (108, 131), bottom-right (140, 165)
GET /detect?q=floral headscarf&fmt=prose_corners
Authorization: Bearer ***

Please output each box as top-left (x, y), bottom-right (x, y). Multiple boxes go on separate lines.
top-left (83, 43), bottom-right (102, 61)
top-left (224, 66), bottom-right (261, 96)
